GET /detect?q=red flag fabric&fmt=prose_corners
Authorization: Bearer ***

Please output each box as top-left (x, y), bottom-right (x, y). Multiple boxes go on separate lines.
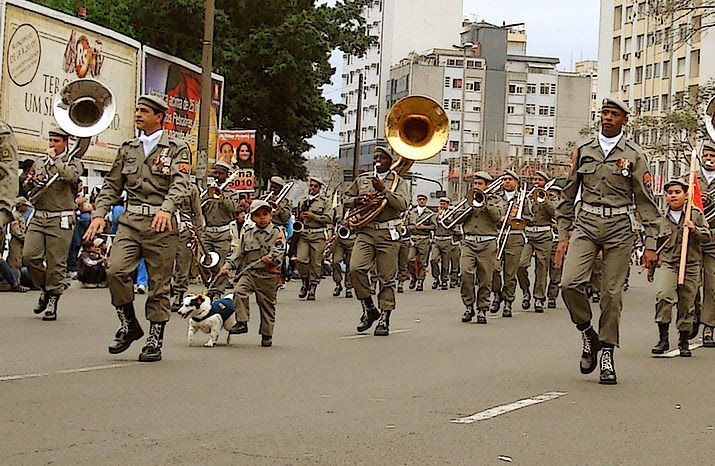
top-left (692, 174), bottom-right (704, 213)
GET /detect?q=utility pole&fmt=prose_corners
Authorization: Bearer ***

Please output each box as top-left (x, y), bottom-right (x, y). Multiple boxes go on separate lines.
top-left (197, 0), bottom-right (215, 189)
top-left (352, 73), bottom-right (364, 179)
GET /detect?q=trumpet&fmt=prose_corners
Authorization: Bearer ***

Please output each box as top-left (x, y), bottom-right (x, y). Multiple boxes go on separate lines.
top-left (527, 179), bottom-right (557, 204)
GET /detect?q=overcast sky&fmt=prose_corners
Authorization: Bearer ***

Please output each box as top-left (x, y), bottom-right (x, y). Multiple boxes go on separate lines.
top-left (307, 0), bottom-right (600, 157)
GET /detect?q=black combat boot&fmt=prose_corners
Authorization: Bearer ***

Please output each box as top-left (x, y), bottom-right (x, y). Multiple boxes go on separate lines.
top-left (490, 292), bottom-right (501, 314)
top-left (450, 279), bottom-right (458, 289)
top-left (42, 294), bottom-right (60, 321)
top-left (33, 289), bottom-right (49, 314)
top-left (703, 326), bottom-right (715, 348)
top-left (521, 290), bottom-right (531, 310)
top-left (580, 325), bottom-right (601, 374)
top-left (678, 331), bottom-right (692, 357)
top-left (109, 303), bottom-right (145, 354)
top-left (599, 346), bottom-right (617, 385)
top-left (476, 308), bottom-right (487, 324)
top-left (261, 335), bottom-right (273, 347)
top-left (374, 310), bottom-right (391, 336)
top-left (461, 305), bottom-right (475, 323)
top-left (138, 322), bottom-right (165, 362)
top-left (431, 279), bottom-right (439, 290)
top-left (651, 323), bottom-right (669, 355)
top-left (408, 277), bottom-right (417, 290)
top-left (534, 299), bottom-right (545, 313)
top-left (416, 279), bottom-right (424, 292)
top-left (547, 298), bottom-right (556, 309)
top-left (298, 278), bottom-right (309, 299)
top-left (356, 298), bottom-right (380, 333)
top-left (333, 283), bottom-right (343, 297)
top-left (502, 302), bottom-right (513, 318)
top-left (397, 282), bottom-right (404, 294)
top-left (345, 288), bottom-right (353, 298)
top-left (307, 283), bottom-right (317, 301)
top-left (229, 321), bottom-right (248, 335)
top-left (440, 281), bottom-right (448, 290)
top-left (171, 292), bottom-right (185, 313)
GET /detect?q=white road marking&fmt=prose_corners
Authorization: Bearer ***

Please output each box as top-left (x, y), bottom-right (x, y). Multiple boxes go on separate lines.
top-left (339, 328), bottom-right (413, 340)
top-left (0, 362), bottom-right (139, 382)
top-left (654, 341), bottom-right (704, 358)
top-left (450, 391), bottom-right (567, 424)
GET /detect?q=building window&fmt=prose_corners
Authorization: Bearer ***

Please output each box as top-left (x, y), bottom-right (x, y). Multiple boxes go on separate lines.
top-left (449, 141), bottom-right (459, 152)
top-left (538, 126), bottom-right (548, 136)
top-left (537, 147), bottom-right (548, 157)
top-left (548, 127), bottom-right (555, 138)
top-left (663, 60), bottom-right (670, 78)
top-left (527, 84), bottom-right (536, 94)
top-left (525, 125), bottom-right (534, 135)
top-left (549, 106), bottom-right (555, 117)
top-left (654, 62), bottom-right (661, 77)
top-left (645, 64), bottom-right (652, 79)
top-left (550, 83), bottom-right (556, 94)
top-left (652, 97), bottom-right (659, 111)
top-left (444, 77), bottom-right (451, 87)
top-left (636, 34), bottom-right (644, 50)
top-left (451, 99), bottom-right (461, 111)
top-left (443, 99), bottom-right (449, 109)
top-left (538, 106), bottom-right (549, 116)
top-left (524, 146), bottom-right (534, 156)
top-left (452, 78), bottom-right (463, 89)
top-left (472, 105), bottom-right (481, 112)
top-left (466, 80), bottom-right (481, 91)
top-left (661, 94), bottom-right (669, 110)
top-left (526, 104), bottom-right (536, 115)
top-left (509, 83), bottom-right (524, 94)
top-left (677, 57), bottom-right (686, 76)
top-left (614, 5), bottom-right (622, 30)
top-left (635, 66), bottom-right (643, 83)
top-left (507, 105), bottom-right (516, 114)
top-left (447, 59), bottom-right (456, 67)
top-left (540, 83), bottom-right (550, 94)
top-left (451, 120), bottom-right (460, 130)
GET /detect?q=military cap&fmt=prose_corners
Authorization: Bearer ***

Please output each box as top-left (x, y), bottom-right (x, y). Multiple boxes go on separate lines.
top-left (416, 193), bottom-right (428, 199)
top-left (14, 196), bottom-right (28, 206)
top-left (503, 169), bottom-right (520, 181)
top-left (214, 161), bottom-right (232, 172)
top-left (535, 170), bottom-right (550, 181)
top-left (374, 145), bottom-right (394, 159)
top-left (702, 140), bottom-right (715, 153)
top-left (473, 171), bottom-right (493, 182)
top-left (137, 94), bottom-right (169, 113)
top-left (663, 178), bottom-right (688, 191)
top-left (249, 199), bottom-right (272, 214)
top-left (601, 97), bottom-right (631, 115)
top-left (93, 237), bottom-right (106, 248)
top-left (309, 176), bottom-right (324, 187)
top-left (439, 197), bottom-right (451, 204)
top-left (48, 127), bottom-right (70, 139)
top-left (270, 175), bottom-right (286, 187)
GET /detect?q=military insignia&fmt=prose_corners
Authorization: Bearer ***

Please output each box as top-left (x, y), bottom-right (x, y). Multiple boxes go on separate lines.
top-left (218, 302), bottom-right (226, 310)
top-left (178, 163), bottom-right (190, 174)
top-left (643, 172), bottom-right (653, 188)
top-left (179, 150), bottom-right (190, 163)
top-left (0, 147), bottom-right (11, 162)
top-left (617, 158), bottom-right (631, 177)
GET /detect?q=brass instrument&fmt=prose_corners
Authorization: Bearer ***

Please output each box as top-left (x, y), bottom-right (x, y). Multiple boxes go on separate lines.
top-left (528, 178), bottom-right (557, 204)
top-left (201, 170), bottom-right (241, 207)
top-left (398, 204), bottom-right (413, 237)
top-left (344, 95), bottom-right (449, 230)
top-left (508, 186), bottom-right (528, 230)
top-left (29, 79), bottom-right (116, 204)
top-left (268, 181), bottom-right (294, 214)
top-left (182, 213), bottom-right (220, 287)
top-left (439, 176), bottom-right (503, 229)
top-left (496, 186), bottom-right (528, 260)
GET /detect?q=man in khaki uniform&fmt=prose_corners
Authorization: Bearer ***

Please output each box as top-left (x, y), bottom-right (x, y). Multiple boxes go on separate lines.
top-left (396, 205), bottom-right (413, 293)
top-left (696, 141), bottom-right (715, 347)
top-left (556, 97), bottom-right (660, 384)
top-left (331, 197), bottom-right (355, 298)
top-left (0, 121), bottom-right (18, 248)
top-left (171, 182), bottom-right (203, 312)
top-left (202, 161), bottom-right (239, 299)
top-left (449, 230), bottom-right (461, 288)
top-left (295, 176), bottom-right (332, 300)
top-left (268, 176), bottom-right (293, 229)
top-left (7, 197), bottom-right (29, 271)
top-left (345, 146), bottom-right (409, 335)
top-left (408, 193), bottom-right (434, 291)
top-left (458, 172), bottom-right (503, 323)
top-left (430, 197), bottom-right (454, 290)
top-left (85, 95), bottom-right (191, 363)
top-left (23, 127), bottom-right (83, 321)
top-left (517, 170), bottom-right (556, 313)
top-left (546, 184), bottom-right (563, 308)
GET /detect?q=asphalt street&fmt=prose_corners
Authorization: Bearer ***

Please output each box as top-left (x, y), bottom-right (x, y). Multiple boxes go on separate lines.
top-left (1, 266), bottom-right (714, 465)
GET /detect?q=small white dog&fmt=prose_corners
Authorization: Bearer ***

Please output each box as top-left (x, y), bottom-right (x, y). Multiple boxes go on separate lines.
top-left (177, 294), bottom-right (237, 347)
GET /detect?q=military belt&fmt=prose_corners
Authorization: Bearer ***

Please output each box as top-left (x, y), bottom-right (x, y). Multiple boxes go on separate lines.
top-left (464, 234), bottom-right (496, 243)
top-left (205, 225), bottom-right (231, 234)
top-left (580, 202), bottom-right (633, 218)
top-left (434, 235), bottom-right (452, 240)
top-left (33, 209), bottom-right (75, 219)
top-left (126, 203), bottom-right (162, 216)
top-left (372, 219), bottom-right (401, 230)
top-left (525, 226), bottom-right (552, 233)
top-left (303, 227), bottom-right (326, 234)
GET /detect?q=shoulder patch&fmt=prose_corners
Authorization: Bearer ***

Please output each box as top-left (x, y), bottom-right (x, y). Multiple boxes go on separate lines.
top-left (178, 163), bottom-right (190, 174)
top-left (0, 147), bottom-right (13, 162)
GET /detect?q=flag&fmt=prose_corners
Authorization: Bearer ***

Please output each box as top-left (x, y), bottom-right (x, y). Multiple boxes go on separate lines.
top-left (692, 174), bottom-right (704, 213)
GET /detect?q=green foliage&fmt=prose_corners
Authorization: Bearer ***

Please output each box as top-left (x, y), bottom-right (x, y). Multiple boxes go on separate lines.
top-left (32, 0), bottom-right (375, 183)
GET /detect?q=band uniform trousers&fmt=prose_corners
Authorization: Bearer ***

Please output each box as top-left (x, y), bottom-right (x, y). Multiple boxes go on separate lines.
top-left (296, 230), bottom-right (326, 286)
top-left (234, 269), bottom-right (279, 337)
top-left (431, 237), bottom-right (451, 284)
top-left (350, 226), bottom-right (399, 310)
top-left (590, 253), bottom-right (603, 294)
top-left (24, 214), bottom-right (75, 295)
top-left (332, 236), bottom-right (354, 289)
top-left (205, 229), bottom-right (232, 296)
top-left (560, 212), bottom-right (634, 346)
top-left (460, 238), bottom-right (498, 310)
top-left (408, 236), bottom-right (430, 279)
top-left (499, 233), bottom-right (525, 303)
top-left (397, 238), bottom-right (410, 283)
top-left (449, 240), bottom-right (460, 284)
top-left (700, 243), bottom-right (715, 329)
top-left (517, 230), bottom-right (551, 300)
top-left (547, 239), bottom-right (561, 300)
top-left (107, 213), bottom-right (178, 322)
top-left (655, 262), bottom-right (699, 333)
top-left (172, 228), bottom-right (194, 297)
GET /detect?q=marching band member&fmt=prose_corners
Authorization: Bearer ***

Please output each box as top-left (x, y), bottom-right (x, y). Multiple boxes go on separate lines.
top-left (697, 141), bottom-right (715, 347)
top-left (546, 183), bottom-right (563, 308)
top-left (269, 176), bottom-right (292, 230)
top-left (344, 146), bottom-right (409, 335)
top-left (295, 177), bottom-right (332, 301)
top-left (331, 192), bottom-right (355, 298)
top-left (396, 205), bottom-right (413, 293)
top-left (407, 193), bottom-right (434, 291)
top-left (430, 197), bottom-right (454, 290)
top-left (170, 182), bottom-right (204, 312)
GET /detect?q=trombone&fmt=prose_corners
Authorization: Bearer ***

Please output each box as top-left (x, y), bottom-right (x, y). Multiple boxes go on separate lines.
top-left (496, 186), bottom-right (528, 260)
top-left (201, 170), bottom-right (241, 207)
top-left (439, 176), bottom-right (503, 229)
top-left (267, 181), bottom-right (294, 214)
top-left (181, 213), bottom-right (220, 288)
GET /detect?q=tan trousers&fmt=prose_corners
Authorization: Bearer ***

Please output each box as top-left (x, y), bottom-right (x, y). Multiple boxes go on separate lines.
top-left (350, 227), bottom-right (399, 310)
top-left (430, 238), bottom-right (451, 284)
top-left (204, 229), bottom-right (232, 296)
top-left (171, 229), bottom-right (194, 296)
top-left (233, 270), bottom-right (279, 337)
top-left (547, 240), bottom-right (561, 299)
top-left (332, 237), bottom-right (354, 289)
top-left (460, 239), bottom-right (497, 310)
top-left (498, 233), bottom-right (525, 303)
top-left (296, 230), bottom-right (326, 285)
top-left (517, 230), bottom-right (552, 300)
top-left (449, 241), bottom-right (460, 283)
top-left (106, 214), bottom-right (178, 322)
top-left (397, 238), bottom-right (410, 283)
top-left (408, 235), bottom-right (430, 279)
top-left (24, 215), bottom-right (75, 295)
top-left (655, 262), bottom-right (699, 333)
top-left (700, 244), bottom-right (715, 327)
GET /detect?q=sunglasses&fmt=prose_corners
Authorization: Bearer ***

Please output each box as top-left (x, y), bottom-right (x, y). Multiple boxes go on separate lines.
top-left (309, 183), bottom-right (320, 188)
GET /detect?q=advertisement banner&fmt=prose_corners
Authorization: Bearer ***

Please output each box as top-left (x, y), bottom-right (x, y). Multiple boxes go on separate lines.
top-left (216, 130), bottom-right (255, 192)
top-left (0, 2), bottom-right (139, 163)
top-left (143, 47), bottom-right (223, 167)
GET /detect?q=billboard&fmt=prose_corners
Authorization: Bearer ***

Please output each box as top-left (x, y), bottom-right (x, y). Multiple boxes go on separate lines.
top-left (216, 129), bottom-right (255, 192)
top-left (0, 1), bottom-right (140, 163)
top-left (143, 47), bottom-right (223, 166)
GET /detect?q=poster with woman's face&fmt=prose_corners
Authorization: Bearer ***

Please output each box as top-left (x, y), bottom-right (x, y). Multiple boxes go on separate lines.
top-left (216, 130), bottom-right (256, 192)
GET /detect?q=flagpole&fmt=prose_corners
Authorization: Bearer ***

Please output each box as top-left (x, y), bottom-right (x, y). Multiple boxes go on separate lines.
top-left (678, 147), bottom-right (698, 285)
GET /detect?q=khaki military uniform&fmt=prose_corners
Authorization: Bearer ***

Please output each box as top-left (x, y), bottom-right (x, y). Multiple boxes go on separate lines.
top-left (557, 136), bottom-right (660, 346)
top-left (0, 122), bottom-right (18, 237)
top-left (397, 208), bottom-right (414, 285)
top-left (449, 231), bottom-right (461, 286)
top-left (408, 207), bottom-right (435, 280)
top-left (345, 171), bottom-right (409, 310)
top-left (697, 169), bottom-right (715, 330)
top-left (225, 222), bottom-right (286, 336)
top-left (295, 194), bottom-right (332, 286)
top-left (172, 184), bottom-right (204, 297)
top-left (518, 193), bottom-right (557, 302)
top-left (23, 150), bottom-right (83, 296)
top-left (493, 189), bottom-right (530, 305)
top-left (331, 203), bottom-right (355, 291)
top-left (7, 208), bottom-right (26, 270)
top-left (655, 208), bottom-right (710, 333)
top-left (202, 184), bottom-right (239, 296)
top-left (547, 227), bottom-right (562, 301)
top-left (430, 210), bottom-right (455, 286)
top-left (93, 131), bottom-right (191, 323)
top-left (271, 196), bottom-right (293, 229)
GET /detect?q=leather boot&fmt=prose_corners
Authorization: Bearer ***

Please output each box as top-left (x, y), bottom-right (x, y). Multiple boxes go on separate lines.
top-left (415, 279), bottom-right (424, 292)
top-left (229, 321), bottom-right (248, 335)
top-left (356, 298), bottom-right (380, 333)
top-left (490, 292), bottom-right (501, 314)
top-left (307, 283), bottom-right (317, 301)
top-left (678, 331), bottom-right (692, 357)
top-left (651, 323), bottom-right (669, 354)
top-left (534, 299), bottom-right (544, 313)
top-left (397, 282), bottom-right (404, 294)
top-left (298, 278), bottom-right (309, 299)
top-left (599, 346), bottom-right (617, 385)
top-left (440, 281), bottom-right (448, 290)
top-left (345, 288), bottom-right (353, 298)
top-left (138, 322), bottom-right (165, 362)
top-left (33, 289), bottom-right (49, 314)
top-left (431, 279), bottom-right (439, 290)
top-left (109, 303), bottom-right (144, 354)
top-left (374, 310), bottom-right (391, 336)
top-left (333, 283), bottom-right (343, 297)
top-left (476, 308), bottom-right (487, 324)
top-left (580, 326), bottom-right (601, 374)
top-left (547, 298), bottom-right (556, 309)
top-left (408, 277), bottom-right (417, 290)
top-left (502, 302), bottom-right (512, 318)
top-left (703, 326), bottom-right (715, 348)
top-left (42, 294), bottom-right (60, 321)
top-left (461, 305), bottom-right (475, 323)
top-left (521, 290), bottom-right (531, 310)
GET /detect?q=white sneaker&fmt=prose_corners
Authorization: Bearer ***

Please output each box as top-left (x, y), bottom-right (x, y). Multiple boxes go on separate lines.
top-left (136, 284), bottom-right (147, 294)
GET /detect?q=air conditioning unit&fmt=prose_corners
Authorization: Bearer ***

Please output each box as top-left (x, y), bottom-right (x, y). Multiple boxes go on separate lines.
top-left (635, 51), bottom-right (642, 58)
top-left (621, 85), bottom-right (629, 91)
top-left (663, 43), bottom-right (670, 51)
top-left (538, 136), bottom-right (546, 143)
top-left (623, 53), bottom-right (630, 61)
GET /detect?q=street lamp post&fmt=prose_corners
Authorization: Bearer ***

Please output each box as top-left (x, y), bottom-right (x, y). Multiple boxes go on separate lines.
top-left (453, 42), bottom-right (474, 199)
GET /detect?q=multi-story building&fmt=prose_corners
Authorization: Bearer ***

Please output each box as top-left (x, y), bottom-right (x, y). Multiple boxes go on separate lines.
top-left (576, 59), bottom-right (599, 123)
top-left (338, 0), bottom-right (463, 175)
top-left (597, 1), bottom-right (715, 193)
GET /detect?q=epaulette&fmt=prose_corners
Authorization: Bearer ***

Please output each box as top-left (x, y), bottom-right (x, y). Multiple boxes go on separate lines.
top-left (624, 138), bottom-right (644, 153)
top-left (575, 137), bottom-right (593, 150)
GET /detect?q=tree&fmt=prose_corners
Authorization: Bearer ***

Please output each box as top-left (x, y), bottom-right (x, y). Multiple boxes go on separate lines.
top-left (646, 1), bottom-right (715, 50)
top-left (32, 0), bottom-right (375, 183)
